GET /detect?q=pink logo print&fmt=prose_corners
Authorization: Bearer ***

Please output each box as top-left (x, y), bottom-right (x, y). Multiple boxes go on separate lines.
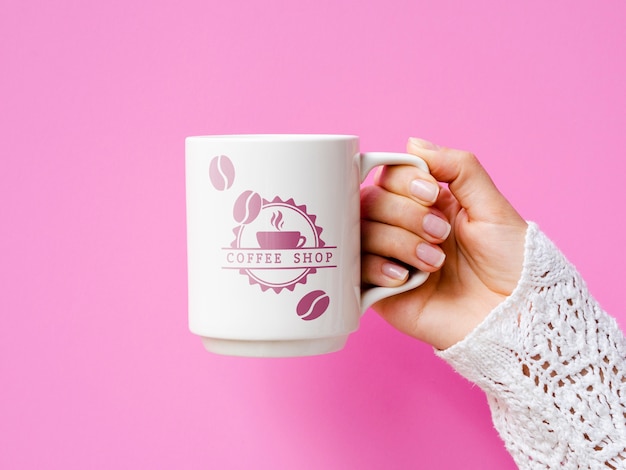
top-left (209, 155), bottom-right (235, 191)
top-left (223, 196), bottom-right (337, 294)
top-left (211, 155), bottom-right (334, 320)
top-left (233, 190), bottom-right (262, 224)
top-left (296, 290), bottom-right (330, 321)
top-left (256, 211), bottom-right (306, 249)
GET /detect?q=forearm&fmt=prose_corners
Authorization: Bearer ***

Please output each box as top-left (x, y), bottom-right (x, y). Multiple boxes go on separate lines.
top-left (437, 223), bottom-right (626, 469)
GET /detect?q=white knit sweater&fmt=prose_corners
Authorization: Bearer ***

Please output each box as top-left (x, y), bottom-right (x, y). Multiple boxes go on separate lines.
top-left (437, 223), bottom-right (626, 469)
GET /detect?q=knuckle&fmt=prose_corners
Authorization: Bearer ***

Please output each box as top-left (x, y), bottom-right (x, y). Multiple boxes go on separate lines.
top-left (457, 149), bottom-right (479, 164)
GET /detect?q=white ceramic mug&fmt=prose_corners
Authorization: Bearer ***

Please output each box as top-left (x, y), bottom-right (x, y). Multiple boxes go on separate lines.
top-left (185, 135), bottom-right (429, 357)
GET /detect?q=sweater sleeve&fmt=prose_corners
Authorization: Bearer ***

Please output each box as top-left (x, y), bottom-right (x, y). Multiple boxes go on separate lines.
top-left (436, 222), bottom-right (626, 469)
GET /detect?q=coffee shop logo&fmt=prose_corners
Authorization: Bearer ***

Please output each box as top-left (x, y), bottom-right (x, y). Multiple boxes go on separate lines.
top-left (209, 155), bottom-right (336, 320)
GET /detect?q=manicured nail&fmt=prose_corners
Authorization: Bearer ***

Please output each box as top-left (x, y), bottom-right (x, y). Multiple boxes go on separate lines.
top-left (416, 243), bottom-right (446, 268)
top-left (423, 213), bottom-right (451, 239)
top-left (410, 179), bottom-right (439, 203)
top-left (382, 262), bottom-right (409, 281)
top-left (409, 137), bottom-right (439, 150)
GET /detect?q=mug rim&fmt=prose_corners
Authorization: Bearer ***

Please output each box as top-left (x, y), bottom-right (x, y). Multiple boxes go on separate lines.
top-left (186, 134), bottom-right (359, 142)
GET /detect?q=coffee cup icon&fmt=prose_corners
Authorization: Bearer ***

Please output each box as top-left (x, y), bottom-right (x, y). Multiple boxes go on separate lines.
top-left (256, 231), bottom-right (306, 249)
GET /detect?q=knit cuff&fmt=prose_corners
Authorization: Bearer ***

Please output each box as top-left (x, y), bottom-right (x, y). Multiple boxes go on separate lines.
top-left (435, 222), bottom-right (560, 392)
top-left (435, 223), bottom-right (626, 467)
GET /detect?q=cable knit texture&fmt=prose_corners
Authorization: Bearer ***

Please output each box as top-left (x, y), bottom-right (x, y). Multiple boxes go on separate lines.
top-left (437, 223), bottom-right (626, 469)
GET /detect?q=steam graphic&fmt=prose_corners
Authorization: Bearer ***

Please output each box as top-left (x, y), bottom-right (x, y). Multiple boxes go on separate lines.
top-left (270, 211), bottom-right (285, 231)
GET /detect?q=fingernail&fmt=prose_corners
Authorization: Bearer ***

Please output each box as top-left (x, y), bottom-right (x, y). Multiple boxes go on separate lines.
top-left (423, 213), bottom-right (451, 239)
top-left (416, 243), bottom-right (446, 268)
top-left (409, 137), bottom-right (439, 150)
top-left (382, 262), bottom-right (409, 281)
top-left (410, 179), bottom-right (439, 203)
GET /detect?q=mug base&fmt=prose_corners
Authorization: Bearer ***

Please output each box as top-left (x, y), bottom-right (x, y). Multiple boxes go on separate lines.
top-left (200, 335), bottom-right (348, 357)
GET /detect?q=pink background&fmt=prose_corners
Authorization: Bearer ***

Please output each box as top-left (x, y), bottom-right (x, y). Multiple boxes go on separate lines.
top-left (2, 1), bottom-right (625, 468)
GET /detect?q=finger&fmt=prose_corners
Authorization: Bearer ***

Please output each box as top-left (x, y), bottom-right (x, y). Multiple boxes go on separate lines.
top-left (433, 185), bottom-right (461, 224)
top-left (361, 185), bottom-right (451, 243)
top-left (375, 164), bottom-right (441, 207)
top-left (407, 138), bottom-right (519, 223)
top-left (361, 219), bottom-right (446, 272)
top-left (361, 253), bottom-right (409, 287)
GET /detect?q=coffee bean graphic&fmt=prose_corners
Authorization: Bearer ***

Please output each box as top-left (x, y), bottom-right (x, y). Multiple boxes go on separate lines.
top-left (296, 290), bottom-right (330, 321)
top-left (209, 155), bottom-right (235, 191)
top-left (233, 190), bottom-right (262, 225)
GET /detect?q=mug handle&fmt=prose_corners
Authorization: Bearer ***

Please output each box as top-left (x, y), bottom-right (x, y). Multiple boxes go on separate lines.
top-left (359, 152), bottom-right (431, 314)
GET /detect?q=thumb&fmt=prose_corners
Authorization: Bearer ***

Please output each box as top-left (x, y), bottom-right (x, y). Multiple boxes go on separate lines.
top-left (407, 138), bottom-right (514, 223)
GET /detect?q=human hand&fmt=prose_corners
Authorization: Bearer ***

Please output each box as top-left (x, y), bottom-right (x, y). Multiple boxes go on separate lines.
top-left (361, 138), bottom-right (528, 350)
